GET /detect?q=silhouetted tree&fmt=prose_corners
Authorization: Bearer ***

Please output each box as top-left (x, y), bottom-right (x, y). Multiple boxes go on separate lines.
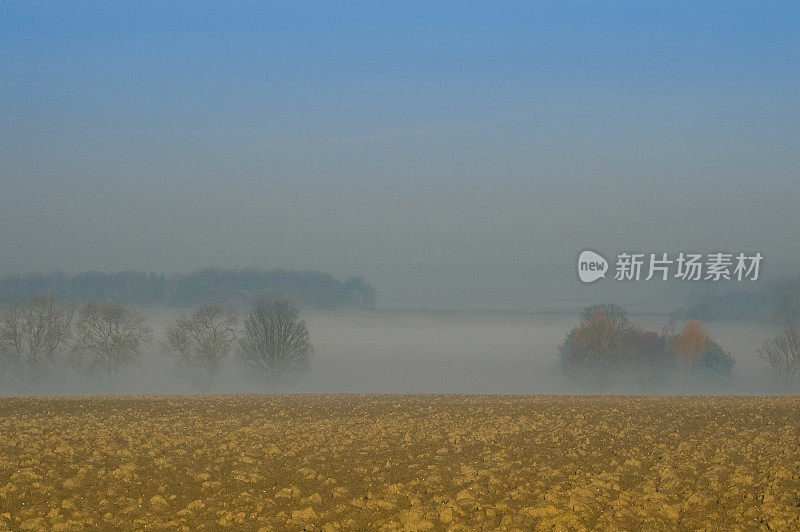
top-left (759, 322), bottom-right (800, 390)
top-left (0, 293), bottom-right (73, 388)
top-left (0, 300), bottom-right (24, 389)
top-left (165, 305), bottom-right (237, 391)
top-left (560, 304), bottom-right (631, 380)
top-left (237, 299), bottom-right (312, 387)
top-left (72, 301), bottom-right (151, 385)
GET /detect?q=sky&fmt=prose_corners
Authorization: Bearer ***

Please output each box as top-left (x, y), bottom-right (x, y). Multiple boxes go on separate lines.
top-left (1, 1), bottom-right (798, 308)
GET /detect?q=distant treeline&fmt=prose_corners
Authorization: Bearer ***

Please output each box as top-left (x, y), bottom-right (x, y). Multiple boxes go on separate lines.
top-left (672, 276), bottom-right (800, 324)
top-left (0, 268), bottom-right (377, 310)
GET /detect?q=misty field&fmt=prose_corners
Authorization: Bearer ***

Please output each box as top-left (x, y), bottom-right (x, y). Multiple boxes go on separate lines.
top-left (0, 396), bottom-right (798, 531)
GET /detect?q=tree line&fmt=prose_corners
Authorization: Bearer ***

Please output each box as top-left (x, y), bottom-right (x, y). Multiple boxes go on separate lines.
top-left (0, 293), bottom-right (312, 393)
top-left (672, 275), bottom-right (800, 324)
top-left (0, 268), bottom-right (377, 310)
top-left (3, 295), bottom-right (798, 394)
top-left (561, 303), bottom-right (800, 390)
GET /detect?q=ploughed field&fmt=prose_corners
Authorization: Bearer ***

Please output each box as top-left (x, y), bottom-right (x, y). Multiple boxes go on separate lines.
top-left (0, 395), bottom-right (798, 530)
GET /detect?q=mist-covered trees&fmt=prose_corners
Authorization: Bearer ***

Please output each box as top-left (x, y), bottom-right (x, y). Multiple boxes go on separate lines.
top-left (237, 299), bottom-right (313, 387)
top-left (560, 304), bottom-right (734, 385)
top-left (0, 296), bottom-right (152, 391)
top-left (0, 268), bottom-right (377, 310)
top-left (72, 301), bottom-right (152, 383)
top-left (561, 304), bottom-right (630, 378)
top-left (673, 275), bottom-right (800, 324)
top-left (0, 293), bottom-right (319, 393)
top-left (759, 322), bottom-right (800, 390)
top-left (0, 292), bottom-right (73, 387)
top-left (165, 305), bottom-right (237, 391)
top-left (164, 300), bottom-right (314, 390)
top-left (673, 320), bottom-right (735, 374)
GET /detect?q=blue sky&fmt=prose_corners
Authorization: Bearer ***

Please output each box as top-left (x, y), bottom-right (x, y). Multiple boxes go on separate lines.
top-left (1, 1), bottom-right (798, 307)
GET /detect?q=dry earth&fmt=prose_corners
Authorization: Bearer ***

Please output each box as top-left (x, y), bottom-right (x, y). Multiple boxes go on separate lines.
top-left (0, 395), bottom-right (798, 530)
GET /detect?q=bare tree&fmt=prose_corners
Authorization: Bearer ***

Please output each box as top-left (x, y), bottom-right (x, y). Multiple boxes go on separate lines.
top-left (165, 305), bottom-right (237, 391)
top-left (566, 304), bottom-right (631, 379)
top-left (237, 299), bottom-right (312, 387)
top-left (0, 300), bottom-right (24, 388)
top-left (0, 293), bottom-right (73, 388)
top-left (72, 301), bottom-right (151, 385)
top-left (759, 322), bottom-right (800, 390)
top-left (23, 292), bottom-right (74, 362)
top-left (0, 301), bottom-right (23, 351)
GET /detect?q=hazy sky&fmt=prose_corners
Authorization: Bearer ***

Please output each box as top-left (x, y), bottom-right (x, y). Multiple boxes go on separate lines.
top-left (2, 1), bottom-right (798, 307)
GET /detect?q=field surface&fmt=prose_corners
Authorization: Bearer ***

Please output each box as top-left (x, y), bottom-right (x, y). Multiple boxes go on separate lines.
top-left (0, 395), bottom-right (798, 531)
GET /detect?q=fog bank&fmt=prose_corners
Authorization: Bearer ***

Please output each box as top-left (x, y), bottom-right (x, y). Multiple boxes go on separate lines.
top-left (0, 309), bottom-right (786, 397)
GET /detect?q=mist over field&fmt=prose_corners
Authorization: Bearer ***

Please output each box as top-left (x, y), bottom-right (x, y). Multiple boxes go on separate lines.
top-left (2, 307), bottom-right (782, 397)
top-left (1, 2), bottom-right (798, 398)
top-left (3, 4), bottom-right (800, 530)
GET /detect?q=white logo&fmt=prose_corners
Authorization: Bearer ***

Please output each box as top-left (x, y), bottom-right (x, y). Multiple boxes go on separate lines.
top-left (576, 250), bottom-right (762, 284)
top-left (578, 250), bottom-right (608, 283)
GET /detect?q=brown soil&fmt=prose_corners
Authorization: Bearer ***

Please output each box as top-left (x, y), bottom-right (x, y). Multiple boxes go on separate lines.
top-left (0, 395), bottom-right (798, 530)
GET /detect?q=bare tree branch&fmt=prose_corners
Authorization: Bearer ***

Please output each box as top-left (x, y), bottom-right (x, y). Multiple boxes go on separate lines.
top-left (72, 301), bottom-right (151, 385)
top-left (164, 305), bottom-right (237, 390)
top-left (237, 299), bottom-right (312, 387)
top-left (759, 322), bottom-right (800, 390)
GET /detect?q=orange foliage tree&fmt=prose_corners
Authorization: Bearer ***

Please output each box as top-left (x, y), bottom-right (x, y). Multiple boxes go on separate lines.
top-left (560, 308), bottom-right (735, 384)
top-left (672, 320), bottom-right (709, 369)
